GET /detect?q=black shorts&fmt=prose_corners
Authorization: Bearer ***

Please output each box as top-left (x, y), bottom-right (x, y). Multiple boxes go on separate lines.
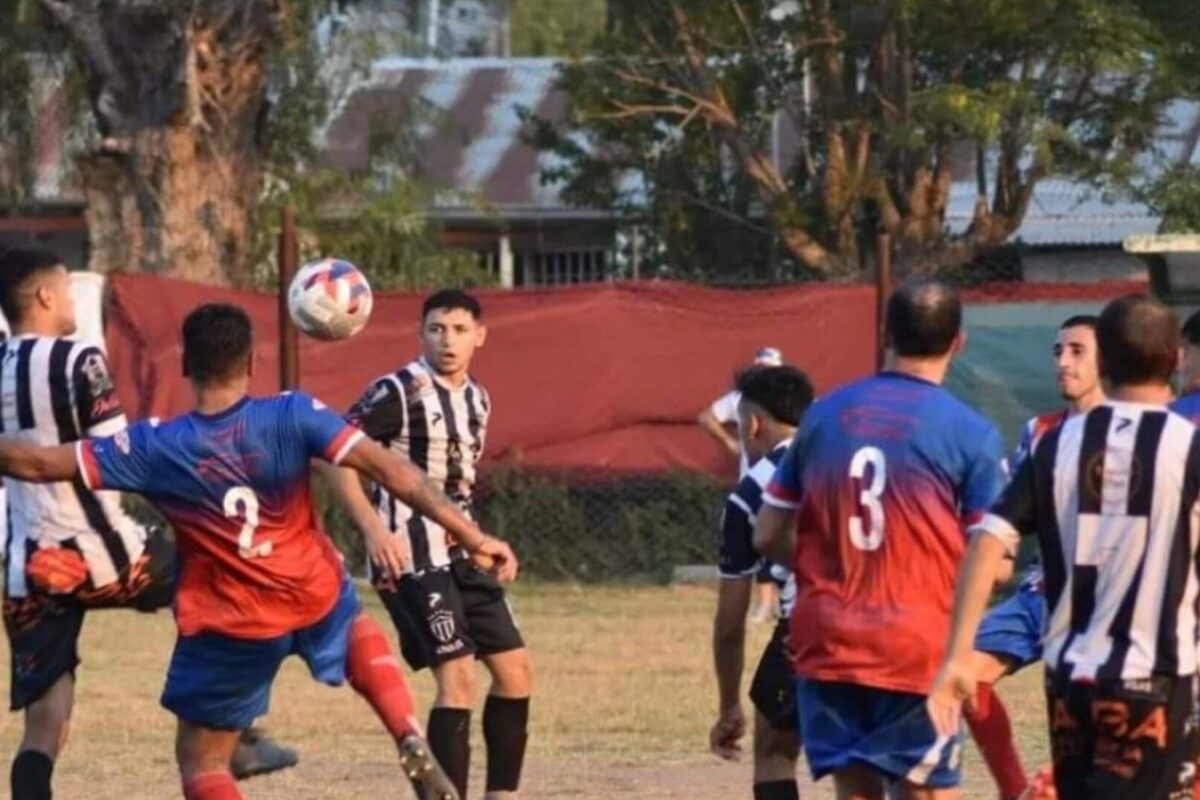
top-left (4, 528), bottom-right (174, 711)
top-left (377, 558), bottom-right (525, 671)
top-left (1045, 671), bottom-right (1198, 800)
top-left (750, 621), bottom-right (798, 733)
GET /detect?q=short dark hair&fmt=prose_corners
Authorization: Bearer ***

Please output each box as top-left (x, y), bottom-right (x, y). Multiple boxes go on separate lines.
top-left (182, 303), bottom-right (253, 382)
top-left (0, 247), bottom-right (63, 324)
top-left (1096, 294), bottom-right (1178, 388)
top-left (736, 365), bottom-right (815, 426)
top-left (884, 280), bottom-right (962, 358)
top-left (1060, 314), bottom-right (1099, 331)
top-left (1182, 309), bottom-right (1200, 346)
top-left (422, 289), bottom-right (482, 321)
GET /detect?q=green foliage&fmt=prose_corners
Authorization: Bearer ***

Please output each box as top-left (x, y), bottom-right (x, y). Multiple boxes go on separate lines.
top-left (510, 0), bottom-right (606, 57)
top-left (528, 0), bottom-right (1199, 278)
top-left (1143, 166), bottom-right (1200, 234)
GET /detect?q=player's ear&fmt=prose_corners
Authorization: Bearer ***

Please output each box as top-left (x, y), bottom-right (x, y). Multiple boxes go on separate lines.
top-left (951, 330), bottom-right (967, 357)
top-left (475, 322), bottom-right (488, 349)
top-left (247, 349), bottom-right (256, 378)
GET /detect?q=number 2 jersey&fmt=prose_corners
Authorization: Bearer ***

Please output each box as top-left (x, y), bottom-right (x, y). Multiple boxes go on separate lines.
top-left (764, 372), bottom-right (1008, 694)
top-left (76, 393), bottom-right (364, 639)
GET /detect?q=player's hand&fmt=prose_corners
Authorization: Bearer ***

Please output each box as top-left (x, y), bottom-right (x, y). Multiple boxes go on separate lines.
top-left (364, 526), bottom-right (411, 580)
top-left (473, 536), bottom-right (519, 582)
top-left (709, 705), bottom-right (746, 761)
top-left (927, 655), bottom-right (977, 737)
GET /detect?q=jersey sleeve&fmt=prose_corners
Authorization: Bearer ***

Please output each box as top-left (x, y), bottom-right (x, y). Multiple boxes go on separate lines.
top-left (764, 429), bottom-right (806, 509)
top-left (969, 447), bottom-right (1037, 552)
top-left (73, 347), bottom-right (126, 437)
top-left (77, 420), bottom-right (156, 493)
top-left (293, 393), bottom-right (365, 464)
top-left (718, 476), bottom-right (763, 578)
top-left (346, 376), bottom-right (406, 441)
top-left (708, 390), bottom-right (739, 425)
top-left (960, 423), bottom-right (1009, 527)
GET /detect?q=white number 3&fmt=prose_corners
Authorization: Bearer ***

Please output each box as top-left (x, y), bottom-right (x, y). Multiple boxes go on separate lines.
top-left (848, 446), bottom-right (886, 551)
top-left (224, 486), bottom-right (272, 559)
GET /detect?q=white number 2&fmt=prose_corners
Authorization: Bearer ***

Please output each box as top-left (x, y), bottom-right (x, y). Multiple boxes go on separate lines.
top-left (848, 446), bottom-right (886, 551)
top-left (224, 487), bottom-right (272, 559)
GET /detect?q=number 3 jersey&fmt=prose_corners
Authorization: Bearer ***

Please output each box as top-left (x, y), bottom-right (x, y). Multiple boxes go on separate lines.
top-left (76, 393), bottom-right (364, 639)
top-left (764, 372), bottom-right (1008, 694)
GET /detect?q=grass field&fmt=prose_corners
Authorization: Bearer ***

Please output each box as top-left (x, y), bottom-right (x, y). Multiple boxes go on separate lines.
top-left (0, 583), bottom-right (1051, 798)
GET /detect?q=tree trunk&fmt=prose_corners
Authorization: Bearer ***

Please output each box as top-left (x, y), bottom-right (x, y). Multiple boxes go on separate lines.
top-left (79, 127), bottom-right (258, 285)
top-left (41, 0), bottom-right (282, 286)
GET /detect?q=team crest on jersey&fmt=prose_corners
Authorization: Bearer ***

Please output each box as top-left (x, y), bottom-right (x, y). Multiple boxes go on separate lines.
top-left (114, 430), bottom-right (131, 455)
top-left (428, 607), bottom-right (457, 644)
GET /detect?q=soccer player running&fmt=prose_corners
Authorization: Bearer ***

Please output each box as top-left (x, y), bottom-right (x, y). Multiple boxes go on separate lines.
top-left (930, 294), bottom-right (1200, 800)
top-left (327, 289), bottom-right (532, 800)
top-left (1172, 309), bottom-right (1200, 423)
top-left (754, 280), bottom-right (1008, 800)
top-left (710, 365), bottom-right (815, 800)
top-left (0, 249), bottom-right (291, 800)
top-left (0, 303), bottom-right (520, 799)
top-left (965, 315), bottom-right (1104, 800)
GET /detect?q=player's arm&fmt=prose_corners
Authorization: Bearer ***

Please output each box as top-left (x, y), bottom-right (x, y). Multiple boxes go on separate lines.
top-left (317, 462), bottom-right (410, 580)
top-left (710, 489), bottom-right (760, 760)
top-left (0, 441), bottom-right (79, 482)
top-left (754, 426), bottom-right (805, 563)
top-left (339, 437), bottom-right (518, 581)
top-left (929, 445), bottom-right (1036, 735)
top-left (698, 407), bottom-right (739, 457)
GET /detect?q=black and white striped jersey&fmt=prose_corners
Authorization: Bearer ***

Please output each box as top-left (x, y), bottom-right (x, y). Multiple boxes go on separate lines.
top-left (718, 443), bottom-right (795, 616)
top-left (347, 356), bottom-right (490, 573)
top-left (1, 335), bottom-right (147, 598)
top-left (973, 401), bottom-right (1200, 681)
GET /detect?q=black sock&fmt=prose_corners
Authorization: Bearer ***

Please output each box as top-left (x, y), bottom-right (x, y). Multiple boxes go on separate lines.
top-left (753, 780), bottom-right (799, 800)
top-left (483, 695), bottom-right (529, 792)
top-left (427, 707), bottom-right (471, 798)
top-left (12, 750), bottom-right (53, 800)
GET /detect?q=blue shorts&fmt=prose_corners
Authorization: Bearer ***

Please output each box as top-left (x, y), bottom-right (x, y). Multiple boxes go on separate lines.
top-left (974, 586), bottom-right (1045, 670)
top-left (161, 576), bottom-right (361, 730)
top-left (796, 678), bottom-right (961, 788)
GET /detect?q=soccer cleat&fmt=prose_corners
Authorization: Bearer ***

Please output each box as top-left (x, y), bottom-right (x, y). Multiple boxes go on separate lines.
top-left (398, 734), bottom-right (459, 800)
top-left (230, 728), bottom-right (300, 780)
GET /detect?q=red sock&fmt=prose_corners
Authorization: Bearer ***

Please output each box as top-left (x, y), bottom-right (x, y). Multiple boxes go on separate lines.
top-left (182, 770), bottom-right (243, 800)
top-left (964, 683), bottom-right (1028, 799)
top-left (346, 613), bottom-right (420, 739)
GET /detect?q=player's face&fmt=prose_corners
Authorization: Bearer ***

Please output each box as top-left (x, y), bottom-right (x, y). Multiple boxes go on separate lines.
top-left (421, 308), bottom-right (486, 376)
top-left (1053, 325), bottom-right (1099, 402)
top-left (36, 266), bottom-right (77, 336)
top-left (736, 398), bottom-right (765, 462)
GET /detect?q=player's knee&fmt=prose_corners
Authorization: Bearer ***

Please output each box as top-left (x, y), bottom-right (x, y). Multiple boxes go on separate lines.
top-left (488, 649), bottom-right (533, 697)
top-left (435, 657), bottom-right (479, 706)
top-left (22, 690), bottom-right (74, 757)
top-left (753, 720), bottom-right (799, 764)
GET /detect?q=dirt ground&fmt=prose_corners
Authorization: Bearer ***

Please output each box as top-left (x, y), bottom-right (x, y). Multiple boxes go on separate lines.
top-left (0, 582), bottom-right (1049, 798)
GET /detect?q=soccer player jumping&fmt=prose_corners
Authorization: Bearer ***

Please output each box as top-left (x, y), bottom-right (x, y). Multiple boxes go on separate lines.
top-left (755, 280), bottom-right (1008, 800)
top-left (0, 304), bottom-right (518, 799)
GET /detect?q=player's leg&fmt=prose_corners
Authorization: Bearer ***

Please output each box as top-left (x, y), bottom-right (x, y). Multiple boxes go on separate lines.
top-left (750, 621), bottom-right (801, 800)
top-left (160, 624), bottom-right (290, 798)
top-left (176, 722), bottom-right (243, 800)
top-left (376, 567), bottom-right (479, 798)
top-left (967, 587), bottom-right (1045, 799)
top-left (457, 560), bottom-right (531, 800)
top-left (4, 592), bottom-right (84, 800)
top-left (753, 565), bottom-right (780, 622)
top-left (832, 764), bottom-right (888, 800)
top-left (963, 652), bottom-right (1026, 800)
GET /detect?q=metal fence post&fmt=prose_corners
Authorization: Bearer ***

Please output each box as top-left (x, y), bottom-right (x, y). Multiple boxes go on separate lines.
top-left (278, 206), bottom-right (300, 391)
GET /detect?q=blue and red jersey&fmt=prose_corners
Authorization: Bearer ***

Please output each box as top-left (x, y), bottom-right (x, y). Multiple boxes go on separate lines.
top-left (1171, 390), bottom-right (1200, 425)
top-left (77, 392), bottom-right (363, 639)
top-left (765, 372), bottom-right (1007, 694)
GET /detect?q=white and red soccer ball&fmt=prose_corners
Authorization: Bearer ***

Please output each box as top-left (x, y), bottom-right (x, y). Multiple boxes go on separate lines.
top-left (287, 258), bottom-right (373, 341)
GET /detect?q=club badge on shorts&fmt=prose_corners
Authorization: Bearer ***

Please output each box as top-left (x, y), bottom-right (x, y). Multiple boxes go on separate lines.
top-left (427, 593), bottom-right (457, 644)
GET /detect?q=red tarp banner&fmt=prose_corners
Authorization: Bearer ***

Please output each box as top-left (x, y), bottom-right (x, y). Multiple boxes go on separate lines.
top-left (104, 274), bottom-right (877, 479)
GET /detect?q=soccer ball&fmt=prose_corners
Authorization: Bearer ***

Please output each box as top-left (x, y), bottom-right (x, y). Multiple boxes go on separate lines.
top-left (287, 258), bottom-right (373, 341)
